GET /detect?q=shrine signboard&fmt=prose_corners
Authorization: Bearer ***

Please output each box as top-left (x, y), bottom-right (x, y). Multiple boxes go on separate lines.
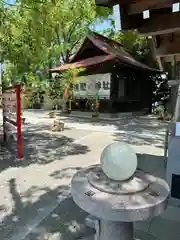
top-left (2, 85), bottom-right (22, 160)
top-left (73, 73), bottom-right (111, 100)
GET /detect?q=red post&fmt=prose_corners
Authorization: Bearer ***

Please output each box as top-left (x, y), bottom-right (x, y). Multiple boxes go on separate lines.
top-left (64, 87), bottom-right (68, 97)
top-left (16, 86), bottom-right (22, 160)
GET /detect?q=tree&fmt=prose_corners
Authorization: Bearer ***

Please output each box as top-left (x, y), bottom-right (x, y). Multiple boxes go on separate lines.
top-left (1, 0), bottom-right (112, 86)
top-left (152, 74), bottom-right (170, 110)
top-left (49, 68), bottom-right (84, 111)
top-left (0, 0), bottom-right (112, 111)
top-left (100, 27), bottom-right (156, 69)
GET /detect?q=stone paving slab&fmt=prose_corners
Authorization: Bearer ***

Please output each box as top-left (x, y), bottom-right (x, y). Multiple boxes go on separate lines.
top-left (25, 196), bottom-right (176, 240)
top-left (25, 198), bottom-right (94, 240)
top-left (148, 204), bottom-right (180, 240)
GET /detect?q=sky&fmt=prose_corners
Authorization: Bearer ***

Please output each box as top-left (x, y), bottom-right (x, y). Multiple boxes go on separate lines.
top-left (94, 20), bottom-right (112, 31)
top-left (93, 5), bottom-right (121, 32)
top-left (6, 0), bottom-right (15, 3)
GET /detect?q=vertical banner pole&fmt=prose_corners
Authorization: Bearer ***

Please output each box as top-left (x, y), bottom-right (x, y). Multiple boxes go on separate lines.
top-left (16, 85), bottom-right (22, 160)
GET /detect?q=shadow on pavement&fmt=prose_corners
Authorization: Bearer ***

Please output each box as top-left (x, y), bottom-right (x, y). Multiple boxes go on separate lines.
top-left (0, 155), bottom-right (167, 240)
top-left (56, 113), bottom-right (167, 149)
top-left (50, 167), bottom-right (82, 180)
top-left (24, 110), bottom-right (167, 149)
top-left (113, 117), bottom-right (167, 149)
top-left (22, 126), bottom-right (89, 166)
top-left (26, 197), bottom-right (93, 240)
top-left (0, 123), bottom-right (90, 172)
top-left (0, 143), bottom-right (14, 173)
top-left (0, 167), bottom-right (93, 240)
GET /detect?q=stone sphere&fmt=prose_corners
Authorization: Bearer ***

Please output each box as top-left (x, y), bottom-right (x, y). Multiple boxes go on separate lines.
top-left (100, 142), bottom-right (137, 181)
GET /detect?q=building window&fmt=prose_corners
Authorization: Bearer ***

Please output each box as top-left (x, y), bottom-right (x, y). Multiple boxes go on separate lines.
top-left (87, 82), bottom-right (93, 91)
top-left (118, 79), bottom-right (124, 98)
top-left (74, 84), bottom-right (79, 91)
top-left (95, 81), bottom-right (101, 90)
top-left (80, 83), bottom-right (86, 91)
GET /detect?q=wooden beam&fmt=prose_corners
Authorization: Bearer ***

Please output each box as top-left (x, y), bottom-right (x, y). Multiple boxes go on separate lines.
top-left (156, 45), bottom-right (180, 56)
top-left (148, 36), bottom-right (160, 65)
top-left (95, 0), bottom-right (128, 7)
top-left (128, 0), bottom-right (180, 15)
top-left (120, 5), bottom-right (143, 30)
top-left (138, 11), bottom-right (180, 36)
top-left (154, 33), bottom-right (180, 56)
top-left (95, 0), bottom-right (111, 6)
top-left (154, 36), bottom-right (165, 70)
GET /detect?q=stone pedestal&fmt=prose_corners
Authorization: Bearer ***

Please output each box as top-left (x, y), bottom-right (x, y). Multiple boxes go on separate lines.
top-left (71, 165), bottom-right (169, 240)
top-left (100, 221), bottom-right (133, 240)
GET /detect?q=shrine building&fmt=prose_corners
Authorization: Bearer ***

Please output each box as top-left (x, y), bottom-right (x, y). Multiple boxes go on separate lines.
top-left (50, 31), bottom-right (160, 113)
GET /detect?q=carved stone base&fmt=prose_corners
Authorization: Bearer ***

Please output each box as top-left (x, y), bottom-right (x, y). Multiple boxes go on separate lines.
top-left (51, 120), bottom-right (65, 132)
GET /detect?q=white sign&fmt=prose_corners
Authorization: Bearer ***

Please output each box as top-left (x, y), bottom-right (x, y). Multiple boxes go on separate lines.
top-left (175, 122), bottom-right (180, 136)
top-left (172, 2), bottom-right (180, 12)
top-left (74, 73), bottom-right (111, 100)
top-left (113, 5), bottom-right (121, 31)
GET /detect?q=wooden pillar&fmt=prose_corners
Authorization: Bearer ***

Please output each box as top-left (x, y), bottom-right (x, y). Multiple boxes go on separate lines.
top-left (157, 56), bottom-right (164, 71)
top-left (172, 56), bottom-right (180, 121)
top-left (110, 70), bottom-right (119, 113)
top-left (147, 75), bottom-right (153, 113)
top-left (161, 55), bottom-right (180, 121)
top-left (109, 73), bottom-right (114, 113)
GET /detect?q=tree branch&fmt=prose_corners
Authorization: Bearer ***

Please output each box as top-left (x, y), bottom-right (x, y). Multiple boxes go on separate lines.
top-left (69, 38), bottom-right (81, 54)
top-left (60, 52), bottom-right (66, 64)
top-left (66, 18), bottom-right (81, 42)
top-left (55, 26), bottom-right (61, 45)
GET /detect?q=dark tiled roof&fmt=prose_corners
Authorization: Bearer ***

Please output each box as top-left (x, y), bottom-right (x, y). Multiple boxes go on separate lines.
top-left (87, 31), bottom-right (160, 73)
top-left (50, 31), bottom-right (161, 74)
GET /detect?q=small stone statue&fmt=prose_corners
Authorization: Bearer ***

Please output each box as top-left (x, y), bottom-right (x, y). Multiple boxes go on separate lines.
top-left (51, 119), bottom-right (65, 132)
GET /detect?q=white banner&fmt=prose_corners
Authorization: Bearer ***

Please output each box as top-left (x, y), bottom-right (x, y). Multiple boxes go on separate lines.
top-left (74, 73), bottom-right (111, 100)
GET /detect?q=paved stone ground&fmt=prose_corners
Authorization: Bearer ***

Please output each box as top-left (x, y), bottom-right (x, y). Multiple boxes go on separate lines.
top-left (0, 110), bottom-right (179, 240)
